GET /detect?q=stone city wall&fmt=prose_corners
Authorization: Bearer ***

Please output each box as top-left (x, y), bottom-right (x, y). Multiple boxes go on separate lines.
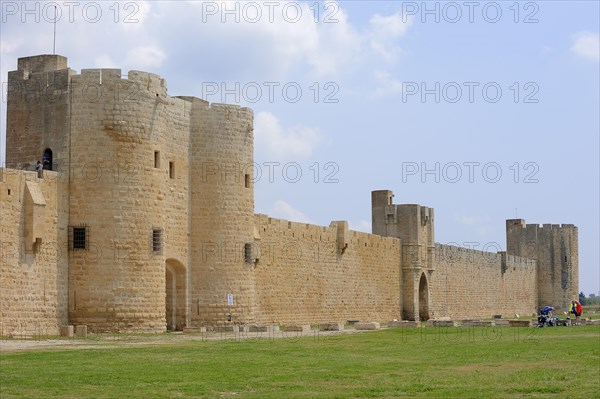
top-left (0, 169), bottom-right (68, 336)
top-left (252, 215), bottom-right (402, 325)
top-left (430, 244), bottom-right (538, 319)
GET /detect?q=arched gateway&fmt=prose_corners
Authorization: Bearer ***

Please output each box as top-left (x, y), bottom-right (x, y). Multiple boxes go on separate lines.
top-left (418, 273), bottom-right (430, 321)
top-left (165, 259), bottom-right (187, 331)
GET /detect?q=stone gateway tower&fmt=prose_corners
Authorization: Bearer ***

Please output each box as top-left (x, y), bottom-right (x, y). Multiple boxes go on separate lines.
top-left (371, 190), bottom-right (435, 321)
top-left (0, 55), bottom-right (579, 334)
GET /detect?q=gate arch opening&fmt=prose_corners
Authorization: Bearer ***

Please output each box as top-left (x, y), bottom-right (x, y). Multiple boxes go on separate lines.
top-left (418, 273), bottom-right (430, 321)
top-left (165, 259), bottom-right (187, 331)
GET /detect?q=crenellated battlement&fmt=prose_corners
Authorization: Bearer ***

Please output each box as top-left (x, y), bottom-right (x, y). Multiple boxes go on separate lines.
top-left (17, 54), bottom-right (67, 73)
top-left (507, 219), bottom-right (577, 232)
top-left (506, 218), bottom-right (578, 311)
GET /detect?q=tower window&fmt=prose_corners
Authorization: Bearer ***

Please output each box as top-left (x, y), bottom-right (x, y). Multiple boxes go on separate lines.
top-left (245, 174), bottom-right (250, 188)
top-left (152, 229), bottom-right (163, 254)
top-left (244, 243), bottom-right (253, 263)
top-left (154, 151), bottom-right (160, 168)
top-left (69, 225), bottom-right (88, 250)
top-left (169, 162), bottom-right (175, 179)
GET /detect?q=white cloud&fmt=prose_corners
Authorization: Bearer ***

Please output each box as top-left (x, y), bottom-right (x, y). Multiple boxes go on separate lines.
top-left (121, 1), bottom-right (152, 30)
top-left (272, 200), bottom-right (312, 223)
top-left (368, 13), bottom-right (412, 62)
top-left (0, 37), bottom-right (23, 55)
top-left (369, 70), bottom-right (404, 99)
top-left (571, 32), bottom-right (600, 61)
top-left (149, 1), bottom-right (406, 79)
top-left (125, 46), bottom-right (166, 69)
top-left (254, 111), bottom-right (322, 159)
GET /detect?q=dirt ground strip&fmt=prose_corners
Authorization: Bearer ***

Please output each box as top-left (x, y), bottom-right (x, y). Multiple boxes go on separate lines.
top-left (0, 328), bottom-right (368, 352)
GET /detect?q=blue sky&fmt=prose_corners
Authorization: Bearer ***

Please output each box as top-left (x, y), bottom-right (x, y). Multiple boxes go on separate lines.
top-left (1, 1), bottom-right (598, 295)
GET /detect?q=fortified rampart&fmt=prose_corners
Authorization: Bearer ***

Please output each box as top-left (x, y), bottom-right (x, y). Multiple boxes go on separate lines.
top-left (0, 169), bottom-right (68, 336)
top-left (0, 54), bottom-right (579, 333)
top-left (252, 216), bottom-right (401, 324)
top-left (430, 245), bottom-right (537, 319)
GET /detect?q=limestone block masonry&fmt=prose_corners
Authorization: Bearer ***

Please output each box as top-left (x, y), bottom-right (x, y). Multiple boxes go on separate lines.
top-left (0, 55), bottom-right (579, 333)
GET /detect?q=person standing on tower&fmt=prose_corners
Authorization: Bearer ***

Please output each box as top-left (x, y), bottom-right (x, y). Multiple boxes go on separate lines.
top-left (36, 160), bottom-right (43, 178)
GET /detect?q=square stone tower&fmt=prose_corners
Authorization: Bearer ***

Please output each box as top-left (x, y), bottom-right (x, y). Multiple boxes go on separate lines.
top-left (372, 190), bottom-right (434, 321)
top-left (6, 55), bottom-right (74, 171)
top-left (506, 219), bottom-right (578, 311)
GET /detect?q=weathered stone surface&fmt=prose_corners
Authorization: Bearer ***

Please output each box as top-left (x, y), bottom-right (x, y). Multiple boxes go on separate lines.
top-left (508, 320), bottom-right (532, 327)
top-left (183, 327), bottom-right (207, 333)
top-left (319, 322), bottom-right (345, 331)
top-left (215, 326), bottom-right (236, 332)
top-left (60, 326), bottom-right (74, 337)
top-left (354, 322), bottom-right (380, 330)
top-left (428, 320), bottom-right (457, 327)
top-left (247, 325), bottom-right (271, 332)
top-left (460, 320), bottom-right (494, 327)
top-left (283, 324), bottom-right (311, 332)
top-left (75, 325), bottom-right (87, 337)
top-left (387, 321), bottom-right (420, 328)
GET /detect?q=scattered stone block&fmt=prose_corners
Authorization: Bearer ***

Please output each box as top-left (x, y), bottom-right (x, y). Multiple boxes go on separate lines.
top-left (319, 322), bottom-right (344, 331)
top-left (248, 325), bottom-right (270, 332)
top-left (460, 320), bottom-right (494, 327)
top-left (354, 322), bottom-right (380, 330)
top-left (389, 320), bottom-right (420, 328)
top-left (183, 327), bottom-right (207, 333)
top-left (508, 320), bottom-right (532, 327)
top-left (60, 325), bottom-right (74, 337)
top-left (495, 320), bottom-right (510, 326)
top-left (283, 324), bottom-right (311, 332)
top-left (430, 320), bottom-right (456, 327)
top-left (75, 325), bottom-right (87, 337)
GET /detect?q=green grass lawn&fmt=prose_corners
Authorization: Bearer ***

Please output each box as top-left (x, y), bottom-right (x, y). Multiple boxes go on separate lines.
top-left (1, 326), bottom-right (599, 398)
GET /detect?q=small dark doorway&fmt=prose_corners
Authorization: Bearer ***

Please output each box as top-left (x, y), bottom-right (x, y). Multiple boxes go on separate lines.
top-left (166, 259), bottom-right (187, 331)
top-left (418, 273), bottom-right (430, 321)
top-left (43, 148), bottom-right (53, 170)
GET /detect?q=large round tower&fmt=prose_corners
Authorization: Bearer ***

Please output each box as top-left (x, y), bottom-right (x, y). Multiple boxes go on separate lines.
top-left (68, 68), bottom-right (191, 332)
top-left (188, 99), bottom-right (257, 326)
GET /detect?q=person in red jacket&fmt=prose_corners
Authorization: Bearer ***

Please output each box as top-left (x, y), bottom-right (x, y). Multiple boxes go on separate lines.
top-left (575, 300), bottom-right (583, 325)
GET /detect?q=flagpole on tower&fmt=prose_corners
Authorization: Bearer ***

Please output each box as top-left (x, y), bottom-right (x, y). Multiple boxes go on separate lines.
top-left (52, 5), bottom-right (57, 54)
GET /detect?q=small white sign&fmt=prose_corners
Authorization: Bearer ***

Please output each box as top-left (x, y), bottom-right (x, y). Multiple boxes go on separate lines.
top-left (227, 293), bottom-right (233, 306)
